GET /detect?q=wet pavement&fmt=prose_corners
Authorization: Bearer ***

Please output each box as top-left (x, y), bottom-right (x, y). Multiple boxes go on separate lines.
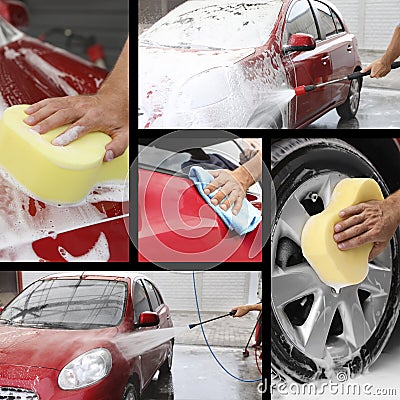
top-left (309, 50), bottom-right (400, 129)
top-left (142, 344), bottom-right (262, 400)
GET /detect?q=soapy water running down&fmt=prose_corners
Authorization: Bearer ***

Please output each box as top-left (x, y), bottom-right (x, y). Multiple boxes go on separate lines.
top-left (112, 327), bottom-right (187, 359)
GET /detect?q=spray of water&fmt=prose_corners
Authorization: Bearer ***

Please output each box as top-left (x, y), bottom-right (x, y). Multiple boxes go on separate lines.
top-left (112, 326), bottom-right (187, 359)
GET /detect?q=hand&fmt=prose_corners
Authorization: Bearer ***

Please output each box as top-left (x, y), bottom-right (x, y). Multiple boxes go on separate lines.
top-left (361, 57), bottom-right (392, 78)
top-left (23, 93), bottom-right (128, 162)
top-left (203, 167), bottom-right (254, 215)
top-left (333, 197), bottom-right (400, 260)
top-left (230, 305), bottom-right (251, 318)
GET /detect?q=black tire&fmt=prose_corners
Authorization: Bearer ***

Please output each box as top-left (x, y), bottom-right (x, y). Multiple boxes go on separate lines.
top-left (336, 76), bottom-right (362, 120)
top-left (159, 339), bottom-right (174, 375)
top-left (271, 138), bottom-right (400, 383)
top-left (122, 382), bottom-right (139, 400)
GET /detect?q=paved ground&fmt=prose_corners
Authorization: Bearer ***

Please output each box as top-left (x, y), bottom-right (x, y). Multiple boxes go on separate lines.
top-left (169, 310), bottom-right (261, 348)
top-left (142, 345), bottom-right (263, 400)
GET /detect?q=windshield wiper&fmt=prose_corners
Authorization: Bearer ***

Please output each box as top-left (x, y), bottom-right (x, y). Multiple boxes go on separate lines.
top-left (16, 321), bottom-right (70, 329)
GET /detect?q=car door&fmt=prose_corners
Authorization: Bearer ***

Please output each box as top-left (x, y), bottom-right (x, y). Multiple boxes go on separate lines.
top-left (282, 0), bottom-right (333, 127)
top-left (312, 0), bottom-right (357, 105)
top-left (132, 279), bottom-right (161, 386)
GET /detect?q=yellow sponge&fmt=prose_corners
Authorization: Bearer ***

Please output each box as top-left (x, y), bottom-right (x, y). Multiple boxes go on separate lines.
top-left (301, 178), bottom-right (384, 291)
top-left (0, 104), bottom-right (128, 204)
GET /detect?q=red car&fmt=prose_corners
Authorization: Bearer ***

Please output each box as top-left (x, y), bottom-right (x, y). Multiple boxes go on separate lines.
top-left (138, 137), bottom-right (262, 262)
top-left (0, 6), bottom-right (129, 261)
top-left (138, 0), bottom-right (362, 129)
top-left (0, 271), bottom-right (173, 400)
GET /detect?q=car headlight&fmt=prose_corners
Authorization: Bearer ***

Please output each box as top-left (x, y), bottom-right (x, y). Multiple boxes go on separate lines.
top-left (179, 67), bottom-right (231, 109)
top-left (58, 348), bottom-right (112, 390)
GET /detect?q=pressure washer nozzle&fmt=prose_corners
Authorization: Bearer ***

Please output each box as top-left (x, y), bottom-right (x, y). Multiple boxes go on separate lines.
top-left (243, 349), bottom-right (250, 358)
top-left (229, 310), bottom-right (237, 316)
top-left (188, 324), bottom-right (196, 330)
top-left (294, 84), bottom-right (316, 96)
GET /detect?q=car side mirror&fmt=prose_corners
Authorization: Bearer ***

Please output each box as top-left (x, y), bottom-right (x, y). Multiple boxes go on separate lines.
top-left (0, 0), bottom-right (30, 28)
top-left (282, 33), bottom-right (316, 55)
top-left (136, 311), bottom-right (160, 328)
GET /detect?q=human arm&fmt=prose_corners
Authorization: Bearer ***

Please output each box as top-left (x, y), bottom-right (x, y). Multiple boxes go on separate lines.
top-left (24, 37), bottom-right (129, 161)
top-left (203, 150), bottom-right (262, 215)
top-left (230, 303), bottom-right (262, 318)
top-left (333, 189), bottom-right (400, 260)
top-left (361, 25), bottom-right (400, 78)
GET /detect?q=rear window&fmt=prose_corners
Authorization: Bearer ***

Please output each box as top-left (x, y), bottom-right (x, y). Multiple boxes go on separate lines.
top-left (0, 279), bottom-right (127, 329)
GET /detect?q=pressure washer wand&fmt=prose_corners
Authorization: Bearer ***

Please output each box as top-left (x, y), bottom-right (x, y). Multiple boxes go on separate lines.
top-left (188, 310), bottom-right (237, 329)
top-left (294, 60), bottom-right (400, 96)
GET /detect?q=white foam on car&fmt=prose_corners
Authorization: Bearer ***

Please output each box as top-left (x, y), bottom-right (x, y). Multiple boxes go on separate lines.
top-left (138, 0), bottom-right (293, 128)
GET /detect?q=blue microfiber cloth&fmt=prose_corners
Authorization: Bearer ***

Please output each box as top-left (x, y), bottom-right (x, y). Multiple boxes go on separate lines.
top-left (188, 166), bottom-right (262, 235)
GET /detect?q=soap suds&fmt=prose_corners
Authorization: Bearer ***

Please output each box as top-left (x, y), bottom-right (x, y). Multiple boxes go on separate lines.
top-left (52, 125), bottom-right (84, 146)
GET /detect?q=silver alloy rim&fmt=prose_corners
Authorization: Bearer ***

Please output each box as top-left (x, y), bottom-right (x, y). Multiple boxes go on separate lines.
top-left (271, 172), bottom-right (392, 361)
top-left (349, 79), bottom-right (360, 114)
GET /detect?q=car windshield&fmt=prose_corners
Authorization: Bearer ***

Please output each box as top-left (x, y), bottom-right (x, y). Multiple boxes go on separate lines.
top-left (0, 279), bottom-right (127, 329)
top-left (139, 0), bottom-right (282, 50)
top-left (0, 17), bottom-right (23, 46)
top-left (138, 141), bottom-right (241, 177)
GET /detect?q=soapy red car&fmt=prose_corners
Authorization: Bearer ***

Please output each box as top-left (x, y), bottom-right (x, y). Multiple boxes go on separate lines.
top-left (0, 4), bottom-right (129, 261)
top-left (139, 0), bottom-right (362, 129)
top-left (0, 271), bottom-right (173, 400)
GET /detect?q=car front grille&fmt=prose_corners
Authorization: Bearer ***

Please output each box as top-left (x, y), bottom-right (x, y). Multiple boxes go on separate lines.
top-left (0, 387), bottom-right (39, 400)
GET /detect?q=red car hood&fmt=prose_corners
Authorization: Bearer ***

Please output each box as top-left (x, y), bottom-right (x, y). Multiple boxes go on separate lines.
top-left (138, 169), bottom-right (262, 262)
top-left (0, 324), bottom-right (119, 370)
top-left (138, 45), bottom-right (254, 122)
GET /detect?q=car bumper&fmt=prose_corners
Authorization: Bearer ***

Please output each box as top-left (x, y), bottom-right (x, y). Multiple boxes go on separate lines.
top-left (0, 365), bottom-right (125, 400)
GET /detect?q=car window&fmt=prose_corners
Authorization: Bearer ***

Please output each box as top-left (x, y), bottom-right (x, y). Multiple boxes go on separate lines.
top-left (0, 279), bottom-right (127, 329)
top-left (331, 9), bottom-right (345, 33)
top-left (284, 0), bottom-right (318, 44)
top-left (143, 280), bottom-right (162, 310)
top-left (133, 281), bottom-right (152, 323)
top-left (139, 0), bottom-right (283, 50)
top-left (315, 1), bottom-right (336, 37)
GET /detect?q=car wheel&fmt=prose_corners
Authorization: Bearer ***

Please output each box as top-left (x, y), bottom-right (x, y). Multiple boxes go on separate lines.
top-left (122, 382), bottom-right (139, 400)
top-left (159, 339), bottom-right (174, 375)
top-left (271, 138), bottom-right (400, 383)
top-left (336, 77), bottom-right (361, 120)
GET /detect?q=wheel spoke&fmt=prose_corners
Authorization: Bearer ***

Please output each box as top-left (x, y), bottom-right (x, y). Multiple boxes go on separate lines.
top-left (340, 287), bottom-right (372, 349)
top-left (317, 174), bottom-right (342, 208)
top-left (300, 291), bottom-right (338, 359)
top-left (359, 262), bottom-right (391, 297)
top-left (279, 194), bottom-right (310, 241)
top-left (272, 263), bottom-right (318, 308)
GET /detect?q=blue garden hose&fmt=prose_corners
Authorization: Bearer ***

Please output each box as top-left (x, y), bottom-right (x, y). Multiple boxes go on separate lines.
top-left (192, 271), bottom-right (262, 383)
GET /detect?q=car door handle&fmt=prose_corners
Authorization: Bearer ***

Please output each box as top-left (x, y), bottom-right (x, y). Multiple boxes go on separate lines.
top-left (321, 55), bottom-right (330, 65)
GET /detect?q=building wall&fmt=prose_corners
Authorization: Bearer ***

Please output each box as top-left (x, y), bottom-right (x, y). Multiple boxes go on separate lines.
top-left (330, 0), bottom-right (399, 50)
top-left (22, 0), bottom-right (129, 70)
top-left (21, 271), bottom-right (260, 313)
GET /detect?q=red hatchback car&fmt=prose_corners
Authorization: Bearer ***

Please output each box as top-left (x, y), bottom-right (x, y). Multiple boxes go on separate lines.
top-left (0, 272), bottom-right (173, 400)
top-left (0, 10), bottom-right (129, 261)
top-left (138, 0), bottom-right (362, 129)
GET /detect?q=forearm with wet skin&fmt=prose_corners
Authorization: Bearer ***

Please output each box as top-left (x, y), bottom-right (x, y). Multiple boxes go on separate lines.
top-left (382, 25), bottom-right (400, 64)
top-left (234, 151), bottom-right (262, 189)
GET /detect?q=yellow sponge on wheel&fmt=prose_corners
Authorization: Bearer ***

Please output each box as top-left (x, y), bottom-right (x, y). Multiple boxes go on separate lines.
top-left (0, 104), bottom-right (128, 204)
top-left (301, 178), bottom-right (384, 291)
